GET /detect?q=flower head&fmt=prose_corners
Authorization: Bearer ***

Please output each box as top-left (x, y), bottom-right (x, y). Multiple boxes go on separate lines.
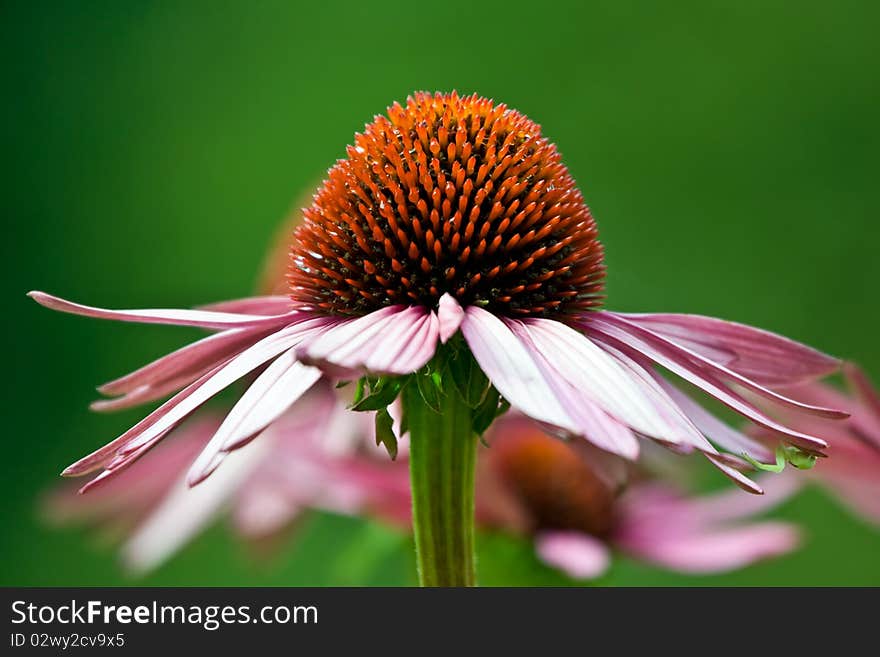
top-left (30, 91), bottom-right (846, 498)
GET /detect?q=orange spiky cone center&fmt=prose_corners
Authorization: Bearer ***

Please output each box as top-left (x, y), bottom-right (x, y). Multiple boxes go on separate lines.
top-left (289, 91), bottom-right (605, 318)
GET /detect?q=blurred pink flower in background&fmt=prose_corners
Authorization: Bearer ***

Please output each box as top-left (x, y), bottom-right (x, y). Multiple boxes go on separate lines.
top-left (475, 414), bottom-right (802, 579)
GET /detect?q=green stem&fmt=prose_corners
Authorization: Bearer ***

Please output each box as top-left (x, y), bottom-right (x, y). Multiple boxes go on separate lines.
top-left (403, 378), bottom-right (478, 587)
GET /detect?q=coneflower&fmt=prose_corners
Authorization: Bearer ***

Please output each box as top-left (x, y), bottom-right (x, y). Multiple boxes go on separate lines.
top-left (30, 91), bottom-right (846, 586)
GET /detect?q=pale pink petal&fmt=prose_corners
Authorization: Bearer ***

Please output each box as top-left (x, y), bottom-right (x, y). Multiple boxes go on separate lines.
top-left (437, 293), bottom-right (465, 343)
top-left (585, 316), bottom-right (829, 454)
top-left (90, 371), bottom-right (215, 413)
top-left (197, 296), bottom-right (293, 315)
top-left (656, 377), bottom-right (776, 464)
top-left (122, 433), bottom-right (273, 574)
top-left (363, 308), bottom-right (439, 374)
top-left (29, 290), bottom-right (300, 330)
top-left (63, 368), bottom-right (223, 477)
top-left (524, 343), bottom-right (640, 458)
top-left (66, 319), bottom-right (330, 481)
top-left (534, 531), bottom-right (612, 579)
top-left (186, 354), bottom-right (322, 486)
top-left (600, 313), bottom-right (846, 420)
top-left (705, 454), bottom-right (764, 494)
top-left (298, 305), bottom-right (439, 375)
top-left (97, 326), bottom-right (276, 396)
top-left (43, 416), bottom-right (214, 525)
top-left (600, 343), bottom-right (720, 452)
top-left (460, 306), bottom-right (578, 434)
top-left (619, 313), bottom-right (840, 385)
top-left (510, 319), bottom-right (685, 444)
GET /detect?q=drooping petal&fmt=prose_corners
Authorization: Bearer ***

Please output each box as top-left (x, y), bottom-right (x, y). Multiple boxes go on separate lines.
top-left (65, 319), bottom-right (330, 481)
top-left (534, 531), bottom-right (612, 580)
top-left (594, 342), bottom-right (713, 452)
top-left (186, 353), bottom-right (322, 486)
top-left (460, 306), bottom-right (578, 434)
top-left (63, 369), bottom-right (223, 477)
top-left (656, 377), bottom-right (776, 464)
top-left (529, 351), bottom-right (640, 459)
top-left (512, 318), bottom-right (703, 447)
top-left (97, 326), bottom-right (276, 397)
top-left (618, 313), bottom-right (840, 385)
top-left (704, 454), bottom-right (764, 494)
top-left (585, 316), bottom-right (829, 454)
top-left (28, 291), bottom-right (300, 330)
top-left (437, 293), bottom-right (465, 343)
top-left (297, 305), bottom-right (439, 375)
top-left (91, 371), bottom-right (219, 413)
top-left (599, 313), bottom-right (846, 420)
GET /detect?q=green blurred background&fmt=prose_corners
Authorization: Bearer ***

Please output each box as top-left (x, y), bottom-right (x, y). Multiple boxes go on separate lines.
top-left (3, 0), bottom-right (878, 586)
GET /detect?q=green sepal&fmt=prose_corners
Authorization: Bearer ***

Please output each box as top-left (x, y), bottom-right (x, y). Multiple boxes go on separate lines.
top-left (351, 378), bottom-right (366, 406)
top-left (335, 380), bottom-right (351, 389)
top-left (351, 376), bottom-right (404, 412)
top-left (374, 408), bottom-right (398, 460)
top-left (447, 346), bottom-right (491, 408)
top-left (472, 388), bottom-right (509, 436)
top-left (415, 368), bottom-right (443, 413)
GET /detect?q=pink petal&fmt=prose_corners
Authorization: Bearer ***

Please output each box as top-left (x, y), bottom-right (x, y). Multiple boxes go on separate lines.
top-left (29, 291), bottom-right (300, 330)
top-left (704, 454), bottom-right (764, 494)
top-left (186, 354), bottom-right (322, 486)
top-left (64, 368), bottom-right (223, 477)
top-left (601, 313), bottom-right (846, 420)
top-left (585, 316), bottom-right (829, 454)
top-left (66, 319), bottom-right (330, 480)
top-left (656, 377), bottom-right (776, 464)
top-left (90, 371), bottom-right (217, 413)
top-left (598, 343), bottom-right (719, 450)
top-left (197, 296), bottom-right (293, 315)
top-left (619, 313), bottom-right (840, 385)
top-left (298, 305), bottom-right (439, 375)
top-left (534, 531), bottom-right (611, 579)
top-left (513, 318), bottom-right (706, 448)
top-left (460, 306), bottom-right (578, 434)
top-left (437, 293), bottom-right (465, 343)
top-left (531, 353), bottom-right (640, 459)
top-left (97, 326), bottom-right (276, 396)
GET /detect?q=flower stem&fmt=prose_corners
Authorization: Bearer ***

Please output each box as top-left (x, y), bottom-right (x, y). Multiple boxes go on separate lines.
top-left (403, 376), bottom-right (477, 587)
